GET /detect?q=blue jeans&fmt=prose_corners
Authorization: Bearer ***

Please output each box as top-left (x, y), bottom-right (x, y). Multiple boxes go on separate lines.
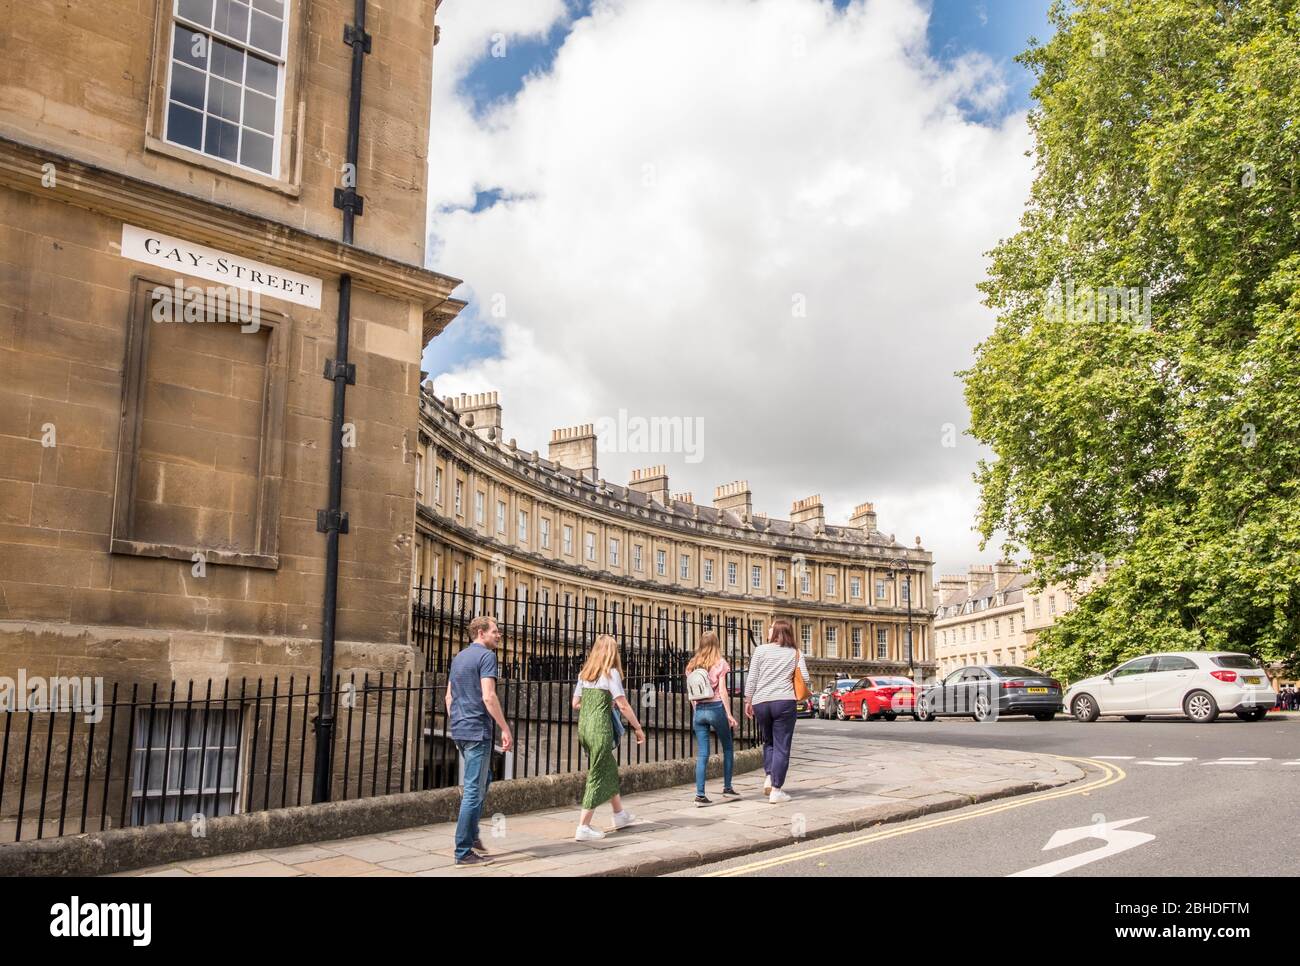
top-left (454, 739), bottom-right (493, 860)
top-left (693, 702), bottom-right (734, 796)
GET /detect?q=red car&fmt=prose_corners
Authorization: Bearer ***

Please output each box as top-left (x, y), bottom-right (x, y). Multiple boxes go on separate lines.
top-left (837, 676), bottom-right (919, 721)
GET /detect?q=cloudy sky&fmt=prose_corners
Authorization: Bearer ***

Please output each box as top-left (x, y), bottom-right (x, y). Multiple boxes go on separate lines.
top-left (422, 0), bottom-right (1053, 579)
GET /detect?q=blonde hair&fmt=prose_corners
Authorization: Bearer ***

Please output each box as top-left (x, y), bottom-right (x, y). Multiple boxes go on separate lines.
top-left (579, 634), bottom-right (624, 682)
top-left (686, 631), bottom-right (723, 673)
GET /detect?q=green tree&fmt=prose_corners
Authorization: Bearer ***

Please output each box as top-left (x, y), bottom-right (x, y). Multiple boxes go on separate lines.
top-left (965, 0), bottom-right (1300, 680)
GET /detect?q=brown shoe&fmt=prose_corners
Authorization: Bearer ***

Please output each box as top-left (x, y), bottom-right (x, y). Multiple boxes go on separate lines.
top-left (456, 851), bottom-right (493, 866)
top-left (472, 837), bottom-right (488, 853)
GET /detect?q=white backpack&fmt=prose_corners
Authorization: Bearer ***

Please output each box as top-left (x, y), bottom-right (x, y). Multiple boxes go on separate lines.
top-left (686, 667), bottom-right (715, 701)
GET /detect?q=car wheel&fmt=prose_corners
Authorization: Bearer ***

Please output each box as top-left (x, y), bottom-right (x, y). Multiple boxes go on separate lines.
top-left (1071, 694), bottom-right (1100, 722)
top-left (1034, 712), bottom-right (1055, 721)
top-left (1123, 715), bottom-right (1146, 722)
top-left (972, 694), bottom-right (993, 722)
top-left (911, 713), bottom-right (922, 721)
top-left (836, 701), bottom-right (846, 721)
top-left (915, 698), bottom-right (936, 722)
top-left (883, 712), bottom-right (897, 722)
top-left (1235, 708), bottom-right (1268, 721)
top-left (1183, 690), bottom-right (1219, 723)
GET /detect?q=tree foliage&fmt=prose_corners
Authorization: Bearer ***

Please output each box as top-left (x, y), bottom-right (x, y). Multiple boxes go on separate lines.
top-left (965, 0), bottom-right (1300, 679)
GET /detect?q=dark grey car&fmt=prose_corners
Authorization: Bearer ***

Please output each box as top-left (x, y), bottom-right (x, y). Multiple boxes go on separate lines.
top-left (916, 665), bottom-right (1063, 722)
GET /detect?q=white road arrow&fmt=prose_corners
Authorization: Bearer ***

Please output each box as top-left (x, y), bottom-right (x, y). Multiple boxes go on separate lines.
top-left (1008, 817), bottom-right (1155, 877)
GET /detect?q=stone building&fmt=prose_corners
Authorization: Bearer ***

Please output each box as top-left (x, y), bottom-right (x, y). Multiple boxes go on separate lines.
top-left (0, 0), bottom-right (463, 688)
top-left (414, 389), bottom-right (937, 689)
top-left (932, 563), bottom-right (1030, 677)
top-left (933, 563), bottom-right (1099, 677)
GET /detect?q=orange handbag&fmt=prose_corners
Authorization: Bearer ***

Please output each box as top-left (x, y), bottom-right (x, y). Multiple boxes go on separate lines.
top-left (791, 657), bottom-right (811, 701)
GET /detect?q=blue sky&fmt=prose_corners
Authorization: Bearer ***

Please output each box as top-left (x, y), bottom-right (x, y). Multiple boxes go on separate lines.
top-left (425, 0), bottom-right (1054, 378)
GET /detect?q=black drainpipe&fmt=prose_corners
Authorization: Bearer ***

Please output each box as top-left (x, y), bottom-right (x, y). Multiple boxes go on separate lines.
top-left (313, 0), bottom-right (370, 805)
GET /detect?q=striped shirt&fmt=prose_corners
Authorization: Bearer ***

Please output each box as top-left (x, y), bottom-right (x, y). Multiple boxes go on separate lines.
top-left (744, 644), bottom-right (811, 705)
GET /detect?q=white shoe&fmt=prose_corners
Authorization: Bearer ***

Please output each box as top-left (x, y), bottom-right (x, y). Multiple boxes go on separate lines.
top-left (769, 788), bottom-right (791, 804)
top-left (763, 774), bottom-right (773, 796)
top-left (575, 824), bottom-right (606, 842)
top-left (612, 809), bottom-right (635, 830)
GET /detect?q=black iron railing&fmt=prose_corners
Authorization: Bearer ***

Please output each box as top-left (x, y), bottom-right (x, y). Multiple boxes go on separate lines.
top-left (0, 584), bottom-right (757, 843)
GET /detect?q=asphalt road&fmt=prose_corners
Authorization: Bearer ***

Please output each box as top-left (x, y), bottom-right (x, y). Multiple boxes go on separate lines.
top-left (676, 712), bottom-right (1300, 877)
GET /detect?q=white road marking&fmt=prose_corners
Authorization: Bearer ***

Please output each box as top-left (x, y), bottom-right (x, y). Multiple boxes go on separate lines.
top-left (1136, 760), bottom-right (1184, 766)
top-left (1090, 756), bottom-right (1135, 760)
top-left (1216, 757), bottom-right (1271, 761)
top-left (1153, 757), bottom-right (1196, 761)
top-left (1009, 817), bottom-right (1155, 878)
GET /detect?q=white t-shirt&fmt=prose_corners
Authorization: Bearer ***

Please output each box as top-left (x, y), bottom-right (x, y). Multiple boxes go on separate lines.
top-left (572, 668), bottom-right (626, 701)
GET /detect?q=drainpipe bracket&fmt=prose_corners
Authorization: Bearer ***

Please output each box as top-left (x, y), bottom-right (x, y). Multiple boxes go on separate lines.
top-left (316, 509), bottom-right (350, 535)
top-left (333, 187), bottom-right (365, 217)
top-left (343, 23), bottom-right (372, 53)
top-left (323, 358), bottom-right (356, 384)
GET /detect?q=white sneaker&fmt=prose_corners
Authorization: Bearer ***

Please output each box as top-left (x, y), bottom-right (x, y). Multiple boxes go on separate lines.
top-left (575, 824), bottom-right (606, 842)
top-left (763, 774), bottom-right (773, 796)
top-left (769, 788), bottom-right (791, 804)
top-left (612, 809), bottom-right (635, 830)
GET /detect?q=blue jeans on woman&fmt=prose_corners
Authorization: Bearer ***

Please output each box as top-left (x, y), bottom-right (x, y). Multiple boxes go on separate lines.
top-left (693, 701), bottom-right (734, 795)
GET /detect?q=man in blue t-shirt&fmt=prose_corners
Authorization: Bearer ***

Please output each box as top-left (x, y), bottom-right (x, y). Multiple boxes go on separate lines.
top-left (446, 615), bottom-right (512, 865)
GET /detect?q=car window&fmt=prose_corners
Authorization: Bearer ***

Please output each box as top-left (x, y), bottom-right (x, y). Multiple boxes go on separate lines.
top-left (1113, 657), bottom-right (1156, 677)
top-left (1211, 655), bottom-right (1261, 670)
top-left (988, 666), bottom-right (1042, 677)
top-left (943, 669), bottom-right (965, 686)
top-left (961, 668), bottom-right (988, 682)
top-left (1153, 655), bottom-right (1197, 672)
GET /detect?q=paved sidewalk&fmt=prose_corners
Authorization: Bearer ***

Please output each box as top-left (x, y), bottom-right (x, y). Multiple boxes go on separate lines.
top-left (115, 735), bottom-right (1084, 878)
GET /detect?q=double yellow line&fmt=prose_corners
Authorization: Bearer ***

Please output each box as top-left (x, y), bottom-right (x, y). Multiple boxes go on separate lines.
top-left (699, 755), bottom-right (1125, 877)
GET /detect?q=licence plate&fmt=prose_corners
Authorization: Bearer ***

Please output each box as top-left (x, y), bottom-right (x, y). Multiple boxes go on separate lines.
top-left (1027, 687), bottom-right (1048, 694)
top-left (1243, 676), bottom-right (1262, 685)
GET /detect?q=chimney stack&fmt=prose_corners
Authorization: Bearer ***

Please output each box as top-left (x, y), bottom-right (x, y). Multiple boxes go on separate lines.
top-left (629, 465), bottom-right (670, 505)
top-left (967, 563), bottom-right (993, 595)
top-left (447, 391), bottom-right (503, 442)
top-left (548, 424), bottom-right (598, 479)
top-left (672, 491), bottom-right (694, 504)
top-left (790, 494), bottom-right (825, 529)
top-left (849, 500), bottom-right (878, 533)
top-left (713, 480), bottom-right (752, 520)
top-left (992, 560), bottom-right (1020, 591)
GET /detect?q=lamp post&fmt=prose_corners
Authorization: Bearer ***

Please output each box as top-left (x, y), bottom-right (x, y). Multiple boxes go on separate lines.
top-left (886, 564), bottom-right (916, 681)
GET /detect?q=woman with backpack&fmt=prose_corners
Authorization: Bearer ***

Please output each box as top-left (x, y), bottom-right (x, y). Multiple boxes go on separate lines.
top-left (685, 631), bottom-right (738, 806)
top-left (571, 634), bottom-right (645, 842)
top-left (743, 618), bottom-right (811, 803)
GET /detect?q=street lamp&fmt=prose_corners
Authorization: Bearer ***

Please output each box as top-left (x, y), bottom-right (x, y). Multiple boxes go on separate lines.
top-left (886, 564), bottom-right (915, 681)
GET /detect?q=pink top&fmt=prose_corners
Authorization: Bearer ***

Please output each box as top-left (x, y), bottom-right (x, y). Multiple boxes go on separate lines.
top-left (692, 658), bottom-right (730, 705)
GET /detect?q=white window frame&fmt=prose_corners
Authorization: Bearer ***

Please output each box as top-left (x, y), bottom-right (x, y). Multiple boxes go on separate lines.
top-left (609, 537), bottom-right (620, 567)
top-left (751, 565), bottom-right (761, 589)
top-left (727, 562), bottom-right (737, 586)
top-left (563, 524), bottom-right (574, 555)
top-left (703, 558), bottom-right (714, 583)
top-left (163, 0), bottom-right (290, 177)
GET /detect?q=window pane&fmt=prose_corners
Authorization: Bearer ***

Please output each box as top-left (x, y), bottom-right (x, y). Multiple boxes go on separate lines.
top-left (213, 0), bottom-right (250, 42)
top-left (252, 0), bottom-right (283, 15)
top-left (172, 24), bottom-right (209, 69)
top-left (245, 54), bottom-right (277, 95)
top-left (239, 130), bottom-right (274, 174)
top-left (205, 115), bottom-right (240, 161)
top-left (177, 0), bottom-right (214, 27)
top-left (170, 62), bottom-right (206, 109)
top-left (208, 76), bottom-right (241, 121)
top-left (210, 38), bottom-right (245, 82)
top-left (249, 9), bottom-right (283, 56)
top-left (167, 102), bottom-right (204, 148)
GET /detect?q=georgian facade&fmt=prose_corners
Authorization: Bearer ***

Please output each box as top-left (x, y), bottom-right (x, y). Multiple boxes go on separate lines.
top-left (932, 564), bottom-right (1031, 677)
top-left (414, 390), bottom-right (936, 687)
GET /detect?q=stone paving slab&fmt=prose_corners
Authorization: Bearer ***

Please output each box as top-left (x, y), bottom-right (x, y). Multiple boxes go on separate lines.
top-left (115, 735), bottom-right (1083, 878)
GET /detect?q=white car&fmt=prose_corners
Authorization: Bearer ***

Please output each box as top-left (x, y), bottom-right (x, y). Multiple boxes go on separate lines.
top-left (1064, 652), bottom-right (1276, 724)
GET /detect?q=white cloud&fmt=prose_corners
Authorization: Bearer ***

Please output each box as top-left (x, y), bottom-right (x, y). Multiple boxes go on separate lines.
top-left (425, 0), bottom-right (1033, 578)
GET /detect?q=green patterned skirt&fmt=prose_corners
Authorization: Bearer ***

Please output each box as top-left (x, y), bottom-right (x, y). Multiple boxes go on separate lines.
top-left (578, 687), bottom-right (620, 810)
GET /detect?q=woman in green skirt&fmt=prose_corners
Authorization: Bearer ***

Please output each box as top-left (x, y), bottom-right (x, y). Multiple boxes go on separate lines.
top-left (571, 634), bottom-right (645, 841)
